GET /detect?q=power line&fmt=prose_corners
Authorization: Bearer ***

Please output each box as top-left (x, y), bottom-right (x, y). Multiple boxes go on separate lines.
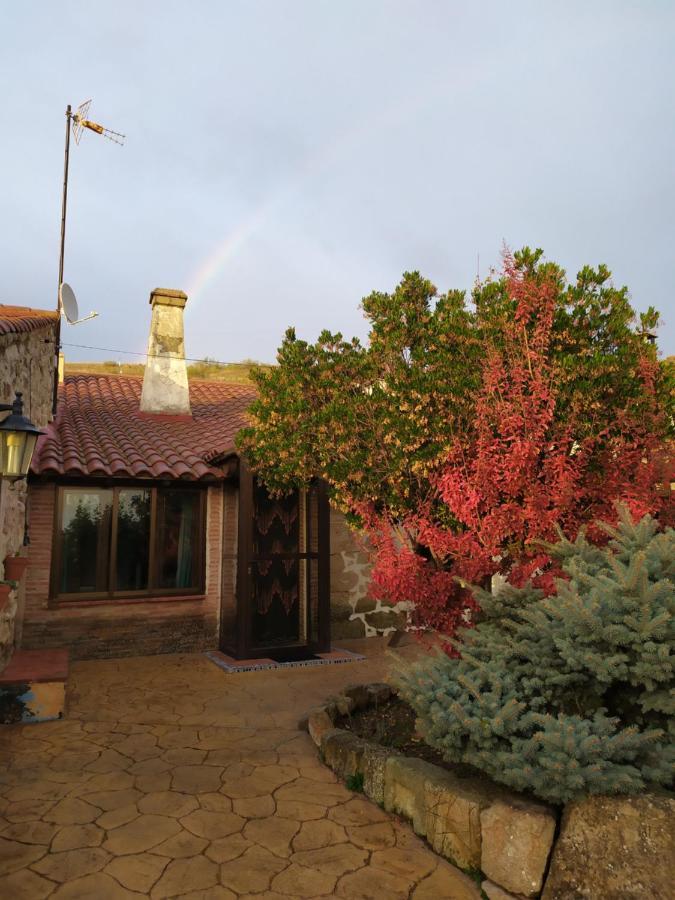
top-left (60, 341), bottom-right (266, 367)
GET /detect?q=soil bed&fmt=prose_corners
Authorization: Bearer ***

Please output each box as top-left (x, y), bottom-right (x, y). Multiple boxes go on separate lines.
top-left (337, 696), bottom-right (481, 780)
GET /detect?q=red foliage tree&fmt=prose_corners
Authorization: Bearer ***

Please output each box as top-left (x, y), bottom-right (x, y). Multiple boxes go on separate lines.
top-left (361, 254), bottom-right (671, 634)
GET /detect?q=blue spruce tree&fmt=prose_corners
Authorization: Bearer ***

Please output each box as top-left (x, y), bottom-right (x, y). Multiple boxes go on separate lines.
top-left (394, 508), bottom-right (674, 804)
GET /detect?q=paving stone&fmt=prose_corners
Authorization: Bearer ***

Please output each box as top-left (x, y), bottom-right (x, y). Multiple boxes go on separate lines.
top-left (135, 772), bottom-right (172, 793)
top-left (1, 820), bottom-right (58, 844)
top-left (276, 799), bottom-right (327, 821)
top-left (346, 821), bottom-right (396, 850)
top-left (329, 796), bottom-right (390, 827)
top-left (291, 843), bottom-right (368, 876)
top-left (31, 846), bottom-right (110, 882)
top-left (232, 794), bottom-right (276, 818)
top-left (96, 804), bottom-right (139, 830)
top-left (0, 837), bottom-right (47, 875)
top-left (271, 862), bottom-right (337, 897)
top-left (138, 790), bottom-right (199, 818)
top-left (105, 852), bottom-right (168, 892)
top-left (180, 809), bottom-right (245, 839)
top-left (162, 747), bottom-right (207, 766)
top-left (103, 814), bottom-right (181, 854)
top-left (198, 792), bottom-right (233, 813)
top-left (0, 866), bottom-right (58, 898)
top-left (181, 888), bottom-right (236, 900)
top-left (370, 846), bottom-right (436, 881)
top-left (52, 823), bottom-right (104, 851)
top-left (413, 862), bottom-right (483, 899)
top-left (151, 828), bottom-right (209, 858)
top-left (51, 871), bottom-right (142, 898)
top-left (292, 818), bottom-right (348, 851)
top-left (336, 865), bottom-right (411, 899)
top-left (204, 832), bottom-right (252, 863)
top-left (244, 816), bottom-right (300, 858)
top-left (172, 765), bottom-right (223, 794)
top-left (84, 788), bottom-right (142, 811)
top-left (5, 798), bottom-right (58, 823)
top-left (44, 798), bottom-right (99, 826)
top-left (219, 845), bottom-right (288, 894)
top-left (151, 854), bottom-right (220, 898)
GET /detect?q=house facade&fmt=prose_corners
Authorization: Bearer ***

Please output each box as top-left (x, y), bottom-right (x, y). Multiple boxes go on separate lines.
top-left (0, 305), bottom-right (59, 669)
top-left (19, 289), bottom-right (406, 661)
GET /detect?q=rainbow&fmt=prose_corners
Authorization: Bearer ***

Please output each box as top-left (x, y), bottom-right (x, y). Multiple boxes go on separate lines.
top-left (185, 65), bottom-right (480, 306)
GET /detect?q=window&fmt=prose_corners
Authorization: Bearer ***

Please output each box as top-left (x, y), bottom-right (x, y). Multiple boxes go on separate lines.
top-left (54, 485), bottom-right (205, 601)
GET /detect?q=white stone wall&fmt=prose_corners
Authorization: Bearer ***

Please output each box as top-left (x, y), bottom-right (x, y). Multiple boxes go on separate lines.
top-left (0, 323), bottom-right (56, 668)
top-left (330, 508), bottom-right (411, 639)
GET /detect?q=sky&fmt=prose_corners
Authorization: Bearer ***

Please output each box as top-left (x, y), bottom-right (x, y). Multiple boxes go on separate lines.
top-left (2, 1), bottom-right (674, 363)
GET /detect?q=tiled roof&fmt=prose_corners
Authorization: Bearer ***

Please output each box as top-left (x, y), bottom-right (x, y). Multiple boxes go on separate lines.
top-left (31, 375), bottom-right (257, 481)
top-left (0, 305), bottom-right (59, 335)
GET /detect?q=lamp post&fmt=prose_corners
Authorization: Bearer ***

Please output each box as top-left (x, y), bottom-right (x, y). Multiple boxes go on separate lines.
top-left (0, 393), bottom-right (44, 481)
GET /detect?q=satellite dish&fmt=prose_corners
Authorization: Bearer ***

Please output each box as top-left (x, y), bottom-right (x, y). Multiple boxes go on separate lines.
top-left (59, 282), bottom-right (98, 325)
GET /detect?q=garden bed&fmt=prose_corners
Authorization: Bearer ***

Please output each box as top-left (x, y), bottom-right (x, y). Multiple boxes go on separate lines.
top-left (337, 694), bottom-right (482, 781)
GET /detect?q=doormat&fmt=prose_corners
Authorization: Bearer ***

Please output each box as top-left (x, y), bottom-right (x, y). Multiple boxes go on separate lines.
top-left (205, 647), bottom-right (365, 674)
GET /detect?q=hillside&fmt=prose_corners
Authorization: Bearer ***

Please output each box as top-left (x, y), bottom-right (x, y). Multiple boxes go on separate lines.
top-left (63, 359), bottom-right (271, 385)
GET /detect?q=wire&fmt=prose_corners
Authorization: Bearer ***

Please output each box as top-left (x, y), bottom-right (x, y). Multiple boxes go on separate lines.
top-left (60, 341), bottom-right (265, 367)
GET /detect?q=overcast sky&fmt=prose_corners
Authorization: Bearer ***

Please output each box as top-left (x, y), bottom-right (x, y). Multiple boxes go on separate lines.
top-left (2, 1), bottom-right (674, 363)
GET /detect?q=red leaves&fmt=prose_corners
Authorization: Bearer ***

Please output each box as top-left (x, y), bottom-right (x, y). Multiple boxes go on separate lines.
top-left (355, 254), bottom-right (669, 640)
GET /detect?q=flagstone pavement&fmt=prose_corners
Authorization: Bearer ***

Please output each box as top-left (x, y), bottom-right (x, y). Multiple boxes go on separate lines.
top-left (0, 638), bottom-right (481, 899)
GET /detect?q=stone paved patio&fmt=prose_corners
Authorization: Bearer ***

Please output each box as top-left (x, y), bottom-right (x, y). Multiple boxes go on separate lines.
top-left (0, 639), bottom-right (481, 898)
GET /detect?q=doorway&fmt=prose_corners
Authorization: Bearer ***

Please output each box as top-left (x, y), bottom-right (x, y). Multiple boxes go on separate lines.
top-left (220, 459), bottom-right (330, 659)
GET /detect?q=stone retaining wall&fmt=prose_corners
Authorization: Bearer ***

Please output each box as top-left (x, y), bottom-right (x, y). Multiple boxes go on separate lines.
top-left (303, 684), bottom-right (675, 899)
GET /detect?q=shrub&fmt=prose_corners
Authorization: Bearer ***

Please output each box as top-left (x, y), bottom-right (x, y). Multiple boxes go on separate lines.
top-left (394, 508), bottom-right (674, 804)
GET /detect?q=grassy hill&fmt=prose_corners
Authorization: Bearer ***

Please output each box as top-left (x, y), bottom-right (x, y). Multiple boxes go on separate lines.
top-left (64, 359), bottom-right (271, 385)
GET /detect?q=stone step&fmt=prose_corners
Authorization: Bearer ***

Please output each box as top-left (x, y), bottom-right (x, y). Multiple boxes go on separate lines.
top-left (0, 648), bottom-right (69, 724)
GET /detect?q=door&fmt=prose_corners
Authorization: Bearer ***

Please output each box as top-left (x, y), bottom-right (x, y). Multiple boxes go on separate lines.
top-left (226, 459), bottom-right (330, 659)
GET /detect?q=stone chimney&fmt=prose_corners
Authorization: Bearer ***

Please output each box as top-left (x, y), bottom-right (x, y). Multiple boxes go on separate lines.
top-left (140, 288), bottom-right (191, 416)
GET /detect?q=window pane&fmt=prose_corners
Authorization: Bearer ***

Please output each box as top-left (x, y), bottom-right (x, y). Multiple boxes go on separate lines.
top-left (60, 489), bottom-right (112, 594)
top-left (116, 489), bottom-right (151, 591)
top-left (156, 490), bottom-right (201, 590)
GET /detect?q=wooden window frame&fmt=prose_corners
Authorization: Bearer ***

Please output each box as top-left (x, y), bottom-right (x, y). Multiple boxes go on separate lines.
top-left (50, 481), bottom-right (207, 605)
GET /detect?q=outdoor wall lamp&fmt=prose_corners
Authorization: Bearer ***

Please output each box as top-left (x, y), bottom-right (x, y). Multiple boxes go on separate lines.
top-left (0, 392), bottom-right (44, 481)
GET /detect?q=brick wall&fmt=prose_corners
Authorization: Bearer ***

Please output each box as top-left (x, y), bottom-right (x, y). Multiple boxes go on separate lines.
top-left (21, 482), bottom-right (223, 660)
top-left (0, 322), bottom-right (56, 668)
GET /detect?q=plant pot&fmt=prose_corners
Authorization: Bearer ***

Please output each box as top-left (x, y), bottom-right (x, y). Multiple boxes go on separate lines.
top-left (0, 582), bottom-right (11, 612)
top-left (3, 556), bottom-right (28, 582)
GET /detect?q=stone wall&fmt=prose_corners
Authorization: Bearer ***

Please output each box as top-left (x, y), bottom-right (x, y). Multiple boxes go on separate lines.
top-left (329, 508), bottom-right (411, 639)
top-left (0, 323), bottom-right (56, 669)
top-left (21, 483), bottom-right (223, 660)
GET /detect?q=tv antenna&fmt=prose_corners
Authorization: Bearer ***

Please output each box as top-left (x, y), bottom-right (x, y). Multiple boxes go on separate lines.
top-left (54, 99), bottom-right (124, 412)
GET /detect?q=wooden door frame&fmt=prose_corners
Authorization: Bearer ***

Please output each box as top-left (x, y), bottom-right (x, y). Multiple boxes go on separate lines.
top-left (225, 457), bottom-right (331, 659)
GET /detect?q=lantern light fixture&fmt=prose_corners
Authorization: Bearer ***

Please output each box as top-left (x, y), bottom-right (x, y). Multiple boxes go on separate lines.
top-left (0, 393), bottom-right (44, 480)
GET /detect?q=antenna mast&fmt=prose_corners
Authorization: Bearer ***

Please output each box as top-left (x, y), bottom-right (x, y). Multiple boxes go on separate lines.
top-left (53, 99), bottom-right (124, 413)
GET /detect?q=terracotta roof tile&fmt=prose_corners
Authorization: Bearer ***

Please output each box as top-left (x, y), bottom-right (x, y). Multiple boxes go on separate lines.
top-left (0, 305), bottom-right (59, 335)
top-left (31, 374), bottom-right (256, 481)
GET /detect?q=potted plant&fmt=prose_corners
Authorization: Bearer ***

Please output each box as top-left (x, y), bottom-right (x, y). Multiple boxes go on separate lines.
top-left (3, 552), bottom-right (28, 583)
top-left (0, 581), bottom-right (14, 611)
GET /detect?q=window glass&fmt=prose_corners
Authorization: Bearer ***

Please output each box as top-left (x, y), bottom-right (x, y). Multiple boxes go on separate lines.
top-left (156, 490), bottom-right (201, 590)
top-left (116, 489), bottom-right (151, 591)
top-left (60, 488), bottom-right (112, 594)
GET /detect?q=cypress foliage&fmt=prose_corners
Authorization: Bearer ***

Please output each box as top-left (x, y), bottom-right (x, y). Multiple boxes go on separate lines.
top-left (394, 509), bottom-right (674, 804)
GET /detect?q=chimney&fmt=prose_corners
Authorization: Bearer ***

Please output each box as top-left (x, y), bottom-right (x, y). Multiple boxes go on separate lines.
top-left (140, 288), bottom-right (191, 416)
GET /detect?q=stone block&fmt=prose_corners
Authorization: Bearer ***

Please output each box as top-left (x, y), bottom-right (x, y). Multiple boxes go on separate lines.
top-left (307, 708), bottom-right (334, 747)
top-left (342, 684), bottom-right (371, 710)
top-left (424, 770), bottom-right (497, 870)
top-left (541, 792), bottom-right (675, 900)
top-left (480, 799), bottom-right (556, 898)
top-left (321, 730), bottom-right (367, 780)
top-left (334, 694), bottom-right (355, 716)
top-left (361, 744), bottom-right (391, 806)
top-left (482, 880), bottom-right (527, 899)
top-left (384, 756), bottom-right (439, 835)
